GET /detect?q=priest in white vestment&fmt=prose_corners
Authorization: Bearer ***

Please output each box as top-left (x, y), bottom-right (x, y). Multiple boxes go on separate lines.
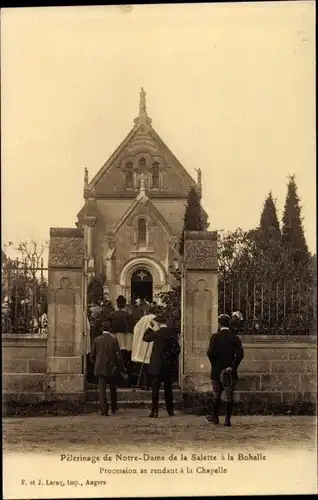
top-left (131, 313), bottom-right (156, 365)
top-left (133, 312), bottom-right (160, 389)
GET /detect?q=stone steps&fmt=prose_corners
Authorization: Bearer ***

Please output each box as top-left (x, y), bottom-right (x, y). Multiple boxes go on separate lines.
top-left (85, 381), bottom-right (180, 390)
top-left (85, 399), bottom-right (184, 410)
top-left (85, 388), bottom-right (182, 402)
top-left (85, 386), bottom-right (183, 409)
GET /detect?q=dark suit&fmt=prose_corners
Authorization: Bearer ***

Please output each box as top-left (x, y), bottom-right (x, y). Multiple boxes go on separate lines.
top-left (131, 305), bottom-right (145, 327)
top-left (107, 308), bottom-right (134, 386)
top-left (100, 303), bottom-right (115, 322)
top-left (207, 328), bottom-right (244, 382)
top-left (90, 315), bottom-right (102, 342)
top-left (107, 309), bottom-right (132, 334)
top-left (143, 326), bottom-right (180, 414)
top-left (206, 327), bottom-right (244, 423)
top-left (91, 332), bottom-right (126, 414)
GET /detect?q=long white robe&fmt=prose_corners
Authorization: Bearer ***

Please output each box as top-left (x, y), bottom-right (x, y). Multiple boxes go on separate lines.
top-left (131, 314), bottom-right (155, 364)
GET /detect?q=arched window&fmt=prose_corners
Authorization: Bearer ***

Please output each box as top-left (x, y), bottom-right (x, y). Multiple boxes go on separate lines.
top-left (138, 157), bottom-right (146, 169)
top-left (125, 162), bottom-right (133, 189)
top-left (152, 162), bottom-right (160, 188)
top-left (137, 218), bottom-right (147, 247)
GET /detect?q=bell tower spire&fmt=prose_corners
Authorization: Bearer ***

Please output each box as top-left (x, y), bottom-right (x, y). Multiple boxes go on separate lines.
top-left (134, 87), bottom-right (152, 128)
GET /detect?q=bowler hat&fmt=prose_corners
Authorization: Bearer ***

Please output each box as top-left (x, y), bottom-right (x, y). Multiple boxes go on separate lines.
top-left (101, 319), bottom-right (112, 332)
top-left (153, 314), bottom-right (167, 324)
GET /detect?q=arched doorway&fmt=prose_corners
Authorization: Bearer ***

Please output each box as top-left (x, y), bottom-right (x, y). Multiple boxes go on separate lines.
top-left (131, 269), bottom-right (153, 304)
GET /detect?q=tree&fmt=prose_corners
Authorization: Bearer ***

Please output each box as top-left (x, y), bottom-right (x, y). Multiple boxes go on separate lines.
top-left (179, 187), bottom-right (204, 255)
top-left (159, 266), bottom-right (182, 333)
top-left (159, 177), bottom-right (315, 335)
top-left (2, 240), bottom-right (47, 298)
top-left (248, 191), bottom-right (282, 280)
top-left (259, 191), bottom-right (281, 241)
top-left (2, 240), bottom-right (48, 333)
top-left (217, 228), bottom-right (263, 317)
top-left (281, 175), bottom-right (310, 265)
top-left (87, 273), bottom-right (105, 305)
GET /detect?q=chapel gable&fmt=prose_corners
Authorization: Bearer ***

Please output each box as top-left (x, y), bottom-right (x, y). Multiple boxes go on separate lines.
top-left (85, 88), bottom-right (199, 199)
top-left (111, 191), bottom-right (174, 253)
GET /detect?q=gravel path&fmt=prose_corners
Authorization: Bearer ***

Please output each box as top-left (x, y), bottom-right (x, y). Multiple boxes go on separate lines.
top-left (3, 411), bottom-right (316, 454)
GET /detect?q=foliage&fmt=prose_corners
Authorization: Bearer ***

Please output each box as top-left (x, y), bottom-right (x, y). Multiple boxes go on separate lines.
top-left (16, 239), bottom-right (47, 267)
top-left (87, 273), bottom-right (105, 305)
top-left (160, 222), bottom-right (315, 335)
top-left (179, 187), bottom-right (204, 255)
top-left (258, 191), bottom-right (282, 263)
top-left (260, 191), bottom-right (281, 240)
top-left (2, 240), bottom-right (48, 333)
top-left (217, 226), bottom-right (315, 333)
top-left (158, 266), bottom-right (182, 333)
top-left (282, 175), bottom-right (310, 265)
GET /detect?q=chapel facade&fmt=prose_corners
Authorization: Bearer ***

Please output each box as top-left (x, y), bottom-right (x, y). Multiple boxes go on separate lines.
top-left (77, 89), bottom-right (208, 304)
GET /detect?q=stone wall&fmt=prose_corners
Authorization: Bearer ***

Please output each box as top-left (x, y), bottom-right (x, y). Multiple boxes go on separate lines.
top-left (2, 333), bottom-right (316, 414)
top-left (2, 334), bottom-right (48, 405)
top-left (183, 335), bottom-right (317, 414)
top-left (2, 224), bottom-right (316, 415)
top-left (3, 228), bottom-right (86, 411)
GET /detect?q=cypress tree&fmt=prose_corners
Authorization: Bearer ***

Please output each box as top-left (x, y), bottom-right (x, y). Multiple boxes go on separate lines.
top-left (259, 191), bottom-right (281, 240)
top-left (257, 191), bottom-right (282, 269)
top-left (281, 174), bottom-right (309, 264)
top-left (179, 186), bottom-right (204, 255)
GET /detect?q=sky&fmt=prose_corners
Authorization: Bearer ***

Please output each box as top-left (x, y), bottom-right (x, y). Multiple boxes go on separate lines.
top-left (1, 2), bottom-right (316, 263)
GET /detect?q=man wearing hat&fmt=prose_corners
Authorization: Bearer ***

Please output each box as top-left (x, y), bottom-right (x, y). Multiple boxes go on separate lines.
top-left (143, 314), bottom-right (180, 418)
top-left (206, 313), bottom-right (244, 427)
top-left (107, 295), bottom-right (134, 387)
top-left (90, 320), bottom-right (128, 416)
top-left (230, 311), bottom-right (244, 334)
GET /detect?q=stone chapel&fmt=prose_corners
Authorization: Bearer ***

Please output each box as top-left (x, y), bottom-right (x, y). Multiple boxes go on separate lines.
top-left (76, 88), bottom-right (208, 304)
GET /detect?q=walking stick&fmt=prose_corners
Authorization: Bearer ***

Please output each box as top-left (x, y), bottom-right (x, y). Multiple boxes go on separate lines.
top-left (136, 344), bottom-right (149, 389)
top-left (95, 373), bottom-right (98, 408)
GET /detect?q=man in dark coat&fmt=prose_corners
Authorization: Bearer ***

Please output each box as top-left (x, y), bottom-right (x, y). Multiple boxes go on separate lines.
top-left (107, 295), bottom-right (134, 387)
top-left (206, 314), bottom-right (244, 427)
top-left (143, 315), bottom-right (180, 418)
top-left (100, 299), bottom-right (115, 322)
top-left (91, 320), bottom-right (127, 416)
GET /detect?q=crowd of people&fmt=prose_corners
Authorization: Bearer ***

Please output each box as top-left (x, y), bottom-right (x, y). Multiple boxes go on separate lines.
top-left (89, 294), bottom-right (244, 427)
top-left (86, 294), bottom-right (168, 387)
top-left (4, 288), bottom-right (244, 425)
top-left (87, 293), bottom-right (179, 418)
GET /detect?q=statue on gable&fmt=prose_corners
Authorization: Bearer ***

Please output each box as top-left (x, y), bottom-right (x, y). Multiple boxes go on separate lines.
top-left (84, 167), bottom-right (89, 186)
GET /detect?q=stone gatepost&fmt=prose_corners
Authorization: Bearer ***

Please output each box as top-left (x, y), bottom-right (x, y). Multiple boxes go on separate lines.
top-left (46, 228), bottom-right (85, 402)
top-left (181, 230), bottom-right (218, 395)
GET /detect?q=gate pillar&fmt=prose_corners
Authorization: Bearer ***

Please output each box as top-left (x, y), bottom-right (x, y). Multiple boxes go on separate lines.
top-left (46, 228), bottom-right (85, 402)
top-left (181, 230), bottom-right (218, 393)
